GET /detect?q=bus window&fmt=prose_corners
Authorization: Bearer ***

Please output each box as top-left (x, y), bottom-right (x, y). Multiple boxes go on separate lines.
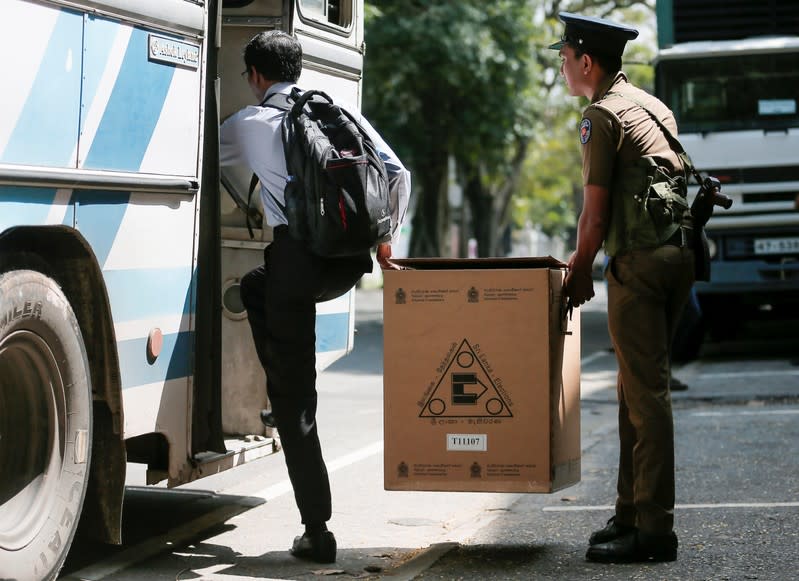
top-left (299, 0), bottom-right (352, 28)
top-left (658, 53), bottom-right (799, 133)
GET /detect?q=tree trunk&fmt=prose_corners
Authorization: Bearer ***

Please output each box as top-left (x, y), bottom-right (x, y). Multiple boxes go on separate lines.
top-left (461, 137), bottom-right (530, 258)
top-left (463, 171), bottom-right (496, 257)
top-left (409, 153), bottom-right (449, 257)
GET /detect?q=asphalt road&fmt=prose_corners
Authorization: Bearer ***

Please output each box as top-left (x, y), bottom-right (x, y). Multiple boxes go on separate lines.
top-left (59, 284), bottom-right (799, 581)
top-left (415, 286), bottom-right (799, 581)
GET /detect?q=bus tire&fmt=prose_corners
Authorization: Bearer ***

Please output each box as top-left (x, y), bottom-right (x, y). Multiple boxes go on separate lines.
top-left (0, 269), bottom-right (93, 581)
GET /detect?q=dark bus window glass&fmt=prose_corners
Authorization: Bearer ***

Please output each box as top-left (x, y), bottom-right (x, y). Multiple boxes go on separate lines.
top-left (656, 53), bottom-right (799, 133)
top-left (300, 0), bottom-right (351, 27)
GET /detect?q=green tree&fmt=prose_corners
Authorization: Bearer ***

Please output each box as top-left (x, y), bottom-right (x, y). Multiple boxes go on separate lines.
top-left (520, 1), bottom-right (654, 248)
top-left (364, 0), bottom-right (656, 257)
top-left (364, 0), bottom-right (538, 257)
top-left (513, 2), bottom-right (655, 247)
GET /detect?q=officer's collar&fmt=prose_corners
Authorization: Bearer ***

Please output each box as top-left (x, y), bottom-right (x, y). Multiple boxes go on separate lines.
top-left (591, 71), bottom-right (627, 103)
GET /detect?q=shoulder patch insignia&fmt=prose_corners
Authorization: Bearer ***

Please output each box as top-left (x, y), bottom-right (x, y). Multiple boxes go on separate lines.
top-left (580, 118), bottom-right (592, 144)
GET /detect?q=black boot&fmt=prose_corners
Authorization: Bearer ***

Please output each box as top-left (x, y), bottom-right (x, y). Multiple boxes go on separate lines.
top-left (586, 529), bottom-right (678, 563)
top-left (589, 516), bottom-right (636, 546)
top-left (290, 530), bottom-right (337, 563)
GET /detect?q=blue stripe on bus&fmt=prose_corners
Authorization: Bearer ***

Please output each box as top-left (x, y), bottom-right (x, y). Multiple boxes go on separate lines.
top-left (118, 331), bottom-right (192, 390)
top-left (0, 186), bottom-right (59, 229)
top-left (80, 15), bottom-right (122, 136)
top-left (315, 312), bottom-right (350, 353)
top-left (73, 190), bottom-right (131, 266)
top-left (83, 27), bottom-right (175, 171)
top-left (114, 305), bottom-right (346, 389)
top-left (1, 9), bottom-right (82, 167)
top-left (72, 191), bottom-right (130, 268)
top-left (103, 267), bottom-right (194, 322)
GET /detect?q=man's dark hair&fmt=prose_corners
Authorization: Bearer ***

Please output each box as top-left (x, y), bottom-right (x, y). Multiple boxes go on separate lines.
top-left (244, 30), bottom-right (302, 82)
top-left (573, 45), bottom-right (622, 76)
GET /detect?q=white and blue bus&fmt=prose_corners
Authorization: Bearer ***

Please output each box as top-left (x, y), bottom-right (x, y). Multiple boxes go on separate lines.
top-left (0, 1), bottom-right (365, 578)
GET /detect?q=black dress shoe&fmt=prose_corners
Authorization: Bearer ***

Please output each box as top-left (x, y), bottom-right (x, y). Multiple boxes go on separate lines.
top-left (290, 530), bottom-right (337, 563)
top-left (589, 516), bottom-right (636, 545)
top-left (586, 530), bottom-right (678, 563)
top-left (260, 409), bottom-right (276, 428)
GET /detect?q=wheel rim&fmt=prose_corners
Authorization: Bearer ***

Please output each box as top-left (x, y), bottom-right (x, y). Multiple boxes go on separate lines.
top-left (0, 330), bottom-right (66, 550)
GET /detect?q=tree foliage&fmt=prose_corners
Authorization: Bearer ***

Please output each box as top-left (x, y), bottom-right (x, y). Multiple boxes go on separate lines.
top-left (364, 0), bottom-right (538, 257)
top-left (514, 1), bottom-right (655, 245)
top-left (363, 0), bottom-right (656, 257)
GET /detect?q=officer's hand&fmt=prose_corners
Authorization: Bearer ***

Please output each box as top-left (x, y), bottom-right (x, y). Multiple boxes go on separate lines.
top-left (564, 259), bottom-right (595, 308)
top-left (377, 243), bottom-right (402, 270)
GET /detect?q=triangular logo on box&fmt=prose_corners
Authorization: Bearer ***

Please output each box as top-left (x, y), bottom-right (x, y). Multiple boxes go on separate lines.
top-left (419, 339), bottom-right (512, 418)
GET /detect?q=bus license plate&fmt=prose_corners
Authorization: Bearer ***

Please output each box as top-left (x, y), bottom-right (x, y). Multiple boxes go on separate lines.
top-left (754, 237), bottom-right (799, 255)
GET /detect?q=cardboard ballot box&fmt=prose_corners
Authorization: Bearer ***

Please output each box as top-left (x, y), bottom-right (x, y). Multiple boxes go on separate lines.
top-left (382, 257), bottom-right (581, 493)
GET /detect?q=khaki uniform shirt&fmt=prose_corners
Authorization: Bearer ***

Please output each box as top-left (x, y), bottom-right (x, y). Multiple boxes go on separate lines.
top-left (581, 72), bottom-right (681, 189)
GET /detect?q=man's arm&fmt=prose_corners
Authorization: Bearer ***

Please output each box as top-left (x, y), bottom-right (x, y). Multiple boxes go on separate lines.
top-left (376, 243), bottom-right (398, 270)
top-left (355, 114), bottom-right (411, 248)
top-left (219, 111), bottom-right (246, 167)
top-left (382, 152), bottom-right (411, 246)
top-left (565, 184), bottom-right (610, 307)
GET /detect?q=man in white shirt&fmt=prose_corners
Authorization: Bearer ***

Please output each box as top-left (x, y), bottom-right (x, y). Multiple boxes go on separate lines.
top-left (220, 30), bottom-right (410, 564)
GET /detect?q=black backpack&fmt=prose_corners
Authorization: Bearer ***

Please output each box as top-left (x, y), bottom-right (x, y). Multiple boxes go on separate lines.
top-left (262, 87), bottom-right (392, 257)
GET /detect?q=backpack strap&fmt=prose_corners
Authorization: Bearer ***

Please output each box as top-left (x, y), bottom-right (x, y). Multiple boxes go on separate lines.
top-left (245, 174), bottom-right (287, 239)
top-left (286, 88), bottom-right (333, 113)
top-left (255, 87), bottom-right (335, 218)
top-left (245, 173), bottom-right (259, 239)
top-left (220, 169), bottom-right (260, 224)
top-left (240, 90), bottom-right (294, 237)
top-left (259, 90), bottom-right (293, 111)
top-left (604, 91), bottom-right (704, 186)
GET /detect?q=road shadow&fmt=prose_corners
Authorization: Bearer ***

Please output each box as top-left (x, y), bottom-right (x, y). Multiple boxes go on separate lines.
top-left (164, 544), bottom-right (415, 580)
top-left (60, 486), bottom-right (426, 581)
top-left (700, 311), bottom-right (799, 361)
top-left (60, 487), bottom-right (264, 578)
top-left (413, 544), bottom-right (552, 579)
top-left (328, 319), bottom-right (386, 376)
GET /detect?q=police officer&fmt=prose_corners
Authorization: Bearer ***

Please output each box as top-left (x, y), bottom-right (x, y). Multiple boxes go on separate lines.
top-left (552, 12), bottom-right (694, 563)
top-left (220, 31), bottom-right (411, 564)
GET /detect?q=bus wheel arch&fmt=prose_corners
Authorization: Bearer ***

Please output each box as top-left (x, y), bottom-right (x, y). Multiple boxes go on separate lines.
top-left (0, 227), bottom-right (126, 550)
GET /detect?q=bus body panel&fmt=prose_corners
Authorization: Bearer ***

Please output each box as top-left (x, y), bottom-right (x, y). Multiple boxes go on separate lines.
top-left (1, 1), bottom-right (204, 482)
top-left (0, 2), bottom-right (83, 168)
top-left (0, 4), bottom-right (364, 562)
top-left (2, 0), bottom-right (361, 469)
top-left (78, 17), bottom-right (202, 176)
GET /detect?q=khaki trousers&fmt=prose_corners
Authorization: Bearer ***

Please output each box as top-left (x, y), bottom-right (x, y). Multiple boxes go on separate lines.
top-left (606, 244), bottom-right (694, 533)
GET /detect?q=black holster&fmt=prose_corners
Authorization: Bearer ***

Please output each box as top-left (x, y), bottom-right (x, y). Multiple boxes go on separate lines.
top-left (691, 226), bottom-right (712, 282)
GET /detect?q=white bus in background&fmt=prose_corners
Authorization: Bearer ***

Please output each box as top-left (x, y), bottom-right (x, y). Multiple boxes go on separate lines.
top-left (0, 1), bottom-right (364, 579)
top-left (654, 1), bottom-right (799, 340)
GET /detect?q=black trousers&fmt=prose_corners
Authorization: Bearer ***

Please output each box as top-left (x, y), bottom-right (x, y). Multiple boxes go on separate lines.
top-left (239, 226), bottom-right (371, 525)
